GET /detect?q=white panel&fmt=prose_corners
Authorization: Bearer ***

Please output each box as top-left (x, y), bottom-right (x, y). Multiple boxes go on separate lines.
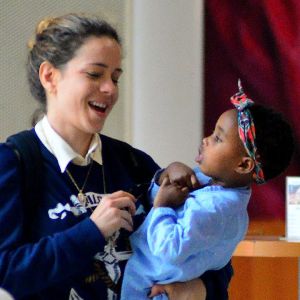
top-left (132, 0), bottom-right (204, 167)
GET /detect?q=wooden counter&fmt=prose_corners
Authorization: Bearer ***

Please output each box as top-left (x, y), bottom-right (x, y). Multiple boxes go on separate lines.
top-left (229, 220), bottom-right (300, 299)
top-left (234, 235), bottom-right (300, 257)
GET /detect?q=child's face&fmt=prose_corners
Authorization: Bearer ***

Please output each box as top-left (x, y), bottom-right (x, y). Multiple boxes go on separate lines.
top-left (195, 109), bottom-right (248, 186)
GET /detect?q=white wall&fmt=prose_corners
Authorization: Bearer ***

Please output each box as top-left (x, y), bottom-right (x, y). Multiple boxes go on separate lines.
top-left (130, 0), bottom-right (204, 167)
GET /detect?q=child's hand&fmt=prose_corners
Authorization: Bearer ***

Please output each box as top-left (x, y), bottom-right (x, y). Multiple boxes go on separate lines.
top-left (154, 177), bottom-right (189, 208)
top-left (159, 162), bottom-right (200, 191)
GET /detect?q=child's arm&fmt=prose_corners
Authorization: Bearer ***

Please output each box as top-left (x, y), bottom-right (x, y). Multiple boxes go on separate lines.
top-left (158, 162), bottom-right (200, 190)
top-left (147, 189), bottom-right (247, 266)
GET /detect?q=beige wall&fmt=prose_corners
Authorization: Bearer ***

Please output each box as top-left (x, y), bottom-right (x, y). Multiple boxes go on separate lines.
top-left (0, 0), bottom-right (127, 141)
top-left (0, 0), bottom-right (204, 167)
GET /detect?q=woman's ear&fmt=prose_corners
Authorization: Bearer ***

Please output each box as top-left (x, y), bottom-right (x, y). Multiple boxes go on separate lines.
top-left (39, 61), bottom-right (59, 95)
top-left (235, 156), bottom-right (255, 175)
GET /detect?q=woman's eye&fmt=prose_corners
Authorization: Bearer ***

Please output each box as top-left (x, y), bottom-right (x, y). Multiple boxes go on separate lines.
top-left (87, 72), bottom-right (101, 79)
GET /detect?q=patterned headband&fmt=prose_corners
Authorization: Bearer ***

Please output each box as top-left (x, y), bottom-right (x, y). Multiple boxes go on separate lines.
top-left (230, 79), bottom-right (265, 184)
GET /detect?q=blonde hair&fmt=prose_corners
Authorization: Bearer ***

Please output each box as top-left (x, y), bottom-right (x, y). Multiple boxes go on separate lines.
top-left (28, 17), bottom-right (56, 49)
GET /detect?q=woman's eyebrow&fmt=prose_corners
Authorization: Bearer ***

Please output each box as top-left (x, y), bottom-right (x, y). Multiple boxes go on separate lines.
top-left (90, 63), bottom-right (123, 73)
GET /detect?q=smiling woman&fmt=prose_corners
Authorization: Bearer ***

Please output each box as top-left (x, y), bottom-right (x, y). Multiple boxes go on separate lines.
top-left (0, 14), bottom-right (148, 299)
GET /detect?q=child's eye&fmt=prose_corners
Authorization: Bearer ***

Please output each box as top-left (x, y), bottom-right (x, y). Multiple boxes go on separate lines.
top-left (214, 134), bottom-right (222, 143)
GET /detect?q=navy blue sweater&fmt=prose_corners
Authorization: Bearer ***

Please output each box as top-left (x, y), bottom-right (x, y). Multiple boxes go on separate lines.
top-left (0, 133), bottom-right (232, 299)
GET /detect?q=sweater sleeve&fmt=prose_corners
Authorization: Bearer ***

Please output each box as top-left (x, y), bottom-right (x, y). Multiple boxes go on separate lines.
top-left (147, 188), bottom-right (247, 265)
top-left (0, 144), bottom-right (106, 298)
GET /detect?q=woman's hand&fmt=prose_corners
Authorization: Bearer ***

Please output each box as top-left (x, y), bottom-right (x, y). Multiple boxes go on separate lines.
top-left (149, 278), bottom-right (207, 300)
top-left (159, 162), bottom-right (200, 191)
top-left (90, 191), bottom-right (136, 239)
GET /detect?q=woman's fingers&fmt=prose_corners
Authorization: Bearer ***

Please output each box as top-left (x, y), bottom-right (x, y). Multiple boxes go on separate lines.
top-left (119, 209), bottom-right (134, 231)
top-left (150, 279), bottom-right (206, 300)
top-left (101, 191), bottom-right (136, 213)
top-left (108, 190), bottom-right (136, 200)
top-left (148, 284), bottom-right (166, 298)
top-left (90, 190), bottom-right (137, 238)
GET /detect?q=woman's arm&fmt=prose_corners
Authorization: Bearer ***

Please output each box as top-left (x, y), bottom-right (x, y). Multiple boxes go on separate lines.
top-left (150, 262), bottom-right (233, 299)
top-left (201, 261), bottom-right (233, 300)
top-left (150, 277), bottom-right (207, 300)
top-left (0, 145), bottom-right (105, 298)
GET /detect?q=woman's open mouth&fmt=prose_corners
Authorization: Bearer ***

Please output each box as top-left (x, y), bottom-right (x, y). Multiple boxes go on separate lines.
top-left (88, 101), bottom-right (108, 113)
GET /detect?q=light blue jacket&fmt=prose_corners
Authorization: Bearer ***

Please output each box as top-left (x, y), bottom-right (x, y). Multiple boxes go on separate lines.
top-left (121, 168), bottom-right (250, 300)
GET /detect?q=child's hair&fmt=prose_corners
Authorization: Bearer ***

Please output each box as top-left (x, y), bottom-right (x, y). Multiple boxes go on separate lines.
top-left (249, 104), bottom-right (294, 181)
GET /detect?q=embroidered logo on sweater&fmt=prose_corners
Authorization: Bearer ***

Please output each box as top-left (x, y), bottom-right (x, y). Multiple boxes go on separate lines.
top-left (48, 203), bottom-right (71, 220)
top-left (48, 192), bottom-right (105, 219)
top-left (49, 191), bottom-right (136, 299)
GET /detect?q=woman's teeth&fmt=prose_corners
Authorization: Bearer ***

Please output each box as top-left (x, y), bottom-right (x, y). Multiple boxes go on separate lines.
top-left (89, 101), bottom-right (107, 112)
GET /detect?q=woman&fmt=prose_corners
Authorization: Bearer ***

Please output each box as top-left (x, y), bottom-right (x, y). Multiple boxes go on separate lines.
top-left (0, 13), bottom-right (232, 299)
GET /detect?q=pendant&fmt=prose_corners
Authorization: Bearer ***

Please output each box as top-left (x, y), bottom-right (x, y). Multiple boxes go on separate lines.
top-left (78, 192), bottom-right (86, 205)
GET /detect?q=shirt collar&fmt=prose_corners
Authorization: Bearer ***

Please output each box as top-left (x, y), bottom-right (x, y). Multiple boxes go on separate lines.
top-left (35, 116), bottom-right (103, 173)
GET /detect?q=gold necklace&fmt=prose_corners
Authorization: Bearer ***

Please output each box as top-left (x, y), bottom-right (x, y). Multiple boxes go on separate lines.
top-left (40, 124), bottom-right (107, 207)
top-left (66, 159), bottom-right (107, 208)
top-left (65, 160), bottom-right (94, 205)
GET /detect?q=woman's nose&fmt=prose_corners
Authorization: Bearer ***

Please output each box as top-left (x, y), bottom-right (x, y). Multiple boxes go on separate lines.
top-left (202, 136), bottom-right (208, 146)
top-left (100, 78), bottom-right (116, 95)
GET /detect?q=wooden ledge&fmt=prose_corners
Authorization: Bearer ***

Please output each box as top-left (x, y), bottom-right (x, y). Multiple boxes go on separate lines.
top-left (233, 236), bottom-right (300, 257)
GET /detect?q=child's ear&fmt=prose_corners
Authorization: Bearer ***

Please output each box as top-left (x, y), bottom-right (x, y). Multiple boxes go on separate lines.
top-left (235, 156), bottom-right (255, 175)
top-left (39, 61), bottom-right (59, 95)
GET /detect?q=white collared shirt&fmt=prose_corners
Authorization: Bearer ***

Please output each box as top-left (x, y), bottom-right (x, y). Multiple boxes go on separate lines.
top-left (35, 116), bottom-right (102, 173)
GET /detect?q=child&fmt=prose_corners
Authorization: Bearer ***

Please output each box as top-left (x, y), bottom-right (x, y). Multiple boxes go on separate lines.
top-left (120, 80), bottom-right (294, 300)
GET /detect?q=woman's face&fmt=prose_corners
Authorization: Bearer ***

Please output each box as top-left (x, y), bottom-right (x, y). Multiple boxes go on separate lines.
top-left (47, 36), bottom-right (122, 137)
